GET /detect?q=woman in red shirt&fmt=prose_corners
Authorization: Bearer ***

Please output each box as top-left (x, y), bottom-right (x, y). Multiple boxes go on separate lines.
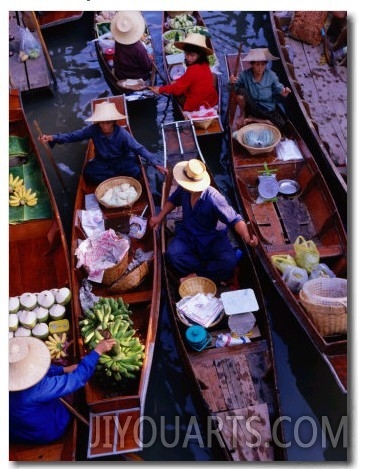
top-left (149, 33), bottom-right (218, 112)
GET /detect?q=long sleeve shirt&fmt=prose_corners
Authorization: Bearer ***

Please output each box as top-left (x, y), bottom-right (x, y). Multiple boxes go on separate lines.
top-left (9, 351), bottom-right (100, 444)
top-left (159, 63), bottom-right (218, 111)
top-left (51, 123), bottom-right (158, 167)
top-left (234, 68), bottom-right (284, 111)
top-left (114, 40), bottom-right (152, 80)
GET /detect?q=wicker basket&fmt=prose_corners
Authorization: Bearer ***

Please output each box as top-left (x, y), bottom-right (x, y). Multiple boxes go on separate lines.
top-left (95, 176), bottom-right (142, 209)
top-left (299, 278), bottom-right (347, 336)
top-left (179, 277), bottom-right (217, 298)
top-left (101, 251), bottom-right (129, 286)
top-left (191, 118), bottom-right (215, 130)
top-left (176, 295), bottom-right (224, 328)
top-left (236, 123), bottom-right (281, 156)
top-left (109, 260), bottom-right (150, 293)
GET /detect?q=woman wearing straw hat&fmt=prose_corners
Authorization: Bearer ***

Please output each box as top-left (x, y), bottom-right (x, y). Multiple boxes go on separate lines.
top-left (149, 159), bottom-right (257, 283)
top-left (39, 101), bottom-right (168, 185)
top-left (9, 336), bottom-right (116, 444)
top-left (110, 11), bottom-right (153, 82)
top-left (229, 47), bottom-right (291, 129)
top-left (149, 32), bottom-right (218, 112)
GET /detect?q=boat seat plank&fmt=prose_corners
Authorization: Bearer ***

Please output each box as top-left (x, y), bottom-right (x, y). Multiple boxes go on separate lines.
top-left (252, 203), bottom-right (285, 245)
top-left (276, 197), bottom-right (316, 242)
top-left (193, 361), bottom-right (227, 412)
top-left (247, 350), bottom-right (275, 405)
top-left (216, 404), bottom-right (274, 461)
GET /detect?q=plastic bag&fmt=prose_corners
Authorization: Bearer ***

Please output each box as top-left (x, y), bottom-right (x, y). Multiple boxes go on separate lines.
top-left (19, 27), bottom-right (41, 59)
top-left (309, 263), bottom-right (336, 280)
top-left (271, 254), bottom-right (297, 274)
top-left (282, 265), bottom-right (308, 293)
top-left (294, 236), bottom-right (320, 273)
top-left (276, 138), bottom-right (303, 161)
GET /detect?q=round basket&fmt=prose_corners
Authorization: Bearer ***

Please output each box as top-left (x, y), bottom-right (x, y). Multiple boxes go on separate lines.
top-left (176, 295), bottom-right (224, 329)
top-left (95, 176), bottom-right (142, 209)
top-left (101, 251), bottom-right (129, 286)
top-left (236, 123), bottom-right (281, 156)
top-left (299, 278), bottom-right (347, 336)
top-left (109, 260), bottom-right (150, 293)
top-left (179, 277), bottom-right (217, 298)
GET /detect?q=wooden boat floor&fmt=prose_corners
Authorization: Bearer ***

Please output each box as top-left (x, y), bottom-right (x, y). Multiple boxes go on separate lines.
top-left (189, 338), bottom-right (275, 461)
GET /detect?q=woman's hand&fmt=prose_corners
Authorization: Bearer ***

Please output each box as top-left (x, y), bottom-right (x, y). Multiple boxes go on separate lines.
top-left (94, 339), bottom-right (117, 355)
top-left (39, 134), bottom-right (53, 143)
top-left (281, 87), bottom-right (291, 97)
top-left (148, 86), bottom-right (160, 95)
top-left (149, 214), bottom-right (163, 230)
top-left (155, 164), bottom-right (169, 176)
top-left (229, 74), bottom-right (238, 84)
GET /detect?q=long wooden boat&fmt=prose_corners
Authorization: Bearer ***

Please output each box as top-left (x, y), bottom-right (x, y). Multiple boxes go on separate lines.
top-left (93, 11), bottom-right (156, 99)
top-left (225, 53), bottom-right (348, 394)
top-left (159, 120), bottom-right (286, 461)
top-left (161, 11), bottom-right (224, 143)
top-left (70, 95), bottom-right (161, 459)
top-left (37, 11), bottom-right (84, 29)
top-left (269, 11), bottom-right (347, 223)
top-left (9, 89), bottom-right (78, 461)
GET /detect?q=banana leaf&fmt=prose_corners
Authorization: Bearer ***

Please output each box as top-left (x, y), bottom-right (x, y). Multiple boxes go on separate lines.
top-left (9, 136), bottom-right (30, 156)
top-left (9, 154), bottom-right (52, 224)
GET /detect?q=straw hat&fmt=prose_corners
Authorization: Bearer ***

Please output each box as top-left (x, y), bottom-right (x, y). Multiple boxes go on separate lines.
top-left (242, 47), bottom-right (279, 62)
top-left (9, 337), bottom-right (51, 391)
top-left (174, 32), bottom-right (213, 56)
top-left (85, 102), bottom-right (127, 122)
top-left (110, 11), bottom-right (145, 45)
top-left (173, 159), bottom-right (210, 192)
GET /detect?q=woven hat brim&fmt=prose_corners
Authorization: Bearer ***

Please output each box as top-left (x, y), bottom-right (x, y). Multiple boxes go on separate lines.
top-left (110, 11), bottom-right (145, 45)
top-left (9, 337), bottom-right (51, 391)
top-left (174, 33), bottom-right (213, 56)
top-left (242, 48), bottom-right (279, 62)
top-left (173, 161), bottom-right (210, 192)
top-left (85, 103), bottom-right (127, 122)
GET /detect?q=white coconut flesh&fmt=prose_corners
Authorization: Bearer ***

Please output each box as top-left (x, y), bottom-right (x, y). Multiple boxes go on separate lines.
top-left (32, 323), bottom-right (49, 339)
top-left (34, 306), bottom-right (49, 323)
top-left (14, 326), bottom-right (32, 337)
top-left (37, 290), bottom-right (55, 309)
top-left (9, 314), bottom-right (19, 332)
top-left (9, 296), bottom-right (20, 314)
top-left (19, 310), bottom-right (37, 329)
top-left (19, 292), bottom-right (38, 310)
top-left (49, 304), bottom-right (66, 320)
top-left (54, 287), bottom-right (72, 305)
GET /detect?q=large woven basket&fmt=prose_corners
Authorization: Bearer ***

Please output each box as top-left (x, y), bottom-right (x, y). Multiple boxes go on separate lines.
top-left (236, 123), bottom-right (281, 156)
top-left (109, 260), bottom-right (150, 293)
top-left (299, 278), bottom-right (347, 336)
top-left (95, 176), bottom-right (142, 209)
top-left (179, 276), bottom-right (217, 298)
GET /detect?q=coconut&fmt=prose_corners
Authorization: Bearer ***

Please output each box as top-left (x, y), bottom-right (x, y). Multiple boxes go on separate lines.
top-left (9, 314), bottom-right (19, 332)
top-left (37, 290), bottom-right (55, 309)
top-left (9, 296), bottom-right (20, 314)
top-left (14, 326), bottom-right (32, 337)
top-left (9, 331), bottom-right (14, 339)
top-left (32, 322), bottom-right (49, 340)
top-left (34, 306), bottom-right (49, 323)
top-left (54, 287), bottom-right (72, 306)
top-left (49, 304), bottom-right (66, 320)
top-left (19, 292), bottom-right (38, 310)
top-left (19, 310), bottom-right (37, 329)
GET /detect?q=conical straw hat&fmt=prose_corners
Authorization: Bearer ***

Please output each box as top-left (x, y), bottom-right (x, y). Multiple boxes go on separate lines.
top-left (85, 101), bottom-right (127, 122)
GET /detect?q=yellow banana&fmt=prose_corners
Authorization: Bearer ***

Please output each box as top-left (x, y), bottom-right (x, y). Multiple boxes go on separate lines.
top-left (9, 174), bottom-right (24, 194)
top-left (9, 184), bottom-right (38, 207)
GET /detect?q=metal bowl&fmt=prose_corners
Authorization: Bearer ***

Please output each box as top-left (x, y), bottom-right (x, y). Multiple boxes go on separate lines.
top-left (278, 179), bottom-right (300, 195)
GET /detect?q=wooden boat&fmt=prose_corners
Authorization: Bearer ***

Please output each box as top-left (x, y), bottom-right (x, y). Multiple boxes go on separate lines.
top-left (9, 11), bottom-right (53, 93)
top-left (225, 53), bottom-right (348, 394)
top-left (9, 89), bottom-right (78, 461)
top-left (37, 11), bottom-right (84, 29)
top-left (70, 95), bottom-right (161, 458)
top-left (93, 11), bottom-right (157, 99)
top-left (269, 11), bottom-right (347, 222)
top-left (159, 120), bottom-right (286, 461)
top-left (161, 11), bottom-right (224, 143)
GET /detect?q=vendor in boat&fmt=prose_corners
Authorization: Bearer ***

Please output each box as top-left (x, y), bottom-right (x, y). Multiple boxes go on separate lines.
top-left (149, 33), bottom-right (218, 112)
top-left (39, 101), bottom-right (168, 184)
top-left (229, 47), bottom-right (291, 129)
top-left (110, 11), bottom-right (153, 82)
top-left (149, 159), bottom-right (258, 284)
top-left (9, 336), bottom-right (116, 444)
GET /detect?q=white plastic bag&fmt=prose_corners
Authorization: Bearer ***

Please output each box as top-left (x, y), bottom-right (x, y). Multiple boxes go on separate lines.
top-left (282, 265), bottom-right (308, 293)
top-left (276, 138), bottom-right (303, 161)
top-left (19, 27), bottom-right (41, 59)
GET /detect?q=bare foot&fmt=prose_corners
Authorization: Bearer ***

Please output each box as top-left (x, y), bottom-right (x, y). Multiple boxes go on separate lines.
top-left (180, 273), bottom-right (198, 284)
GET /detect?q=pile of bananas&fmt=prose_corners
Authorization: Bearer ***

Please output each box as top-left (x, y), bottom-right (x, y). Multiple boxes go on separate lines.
top-left (9, 174), bottom-right (38, 207)
top-left (79, 297), bottom-right (145, 385)
top-left (45, 332), bottom-right (68, 360)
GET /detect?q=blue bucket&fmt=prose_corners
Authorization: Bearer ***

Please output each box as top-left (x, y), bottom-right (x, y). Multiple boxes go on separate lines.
top-left (185, 325), bottom-right (211, 352)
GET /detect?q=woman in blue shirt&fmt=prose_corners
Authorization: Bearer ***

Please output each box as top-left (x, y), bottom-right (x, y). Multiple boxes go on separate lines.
top-left (39, 101), bottom-right (168, 185)
top-left (9, 336), bottom-right (116, 444)
top-left (229, 48), bottom-right (291, 129)
top-left (149, 159), bottom-right (257, 283)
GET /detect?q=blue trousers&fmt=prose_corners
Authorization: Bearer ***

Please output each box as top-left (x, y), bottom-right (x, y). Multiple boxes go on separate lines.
top-left (83, 156), bottom-right (141, 185)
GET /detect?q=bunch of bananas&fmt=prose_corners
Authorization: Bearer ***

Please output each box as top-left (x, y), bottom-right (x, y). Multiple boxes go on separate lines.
top-left (9, 174), bottom-right (24, 194)
top-left (9, 183), bottom-right (38, 207)
top-left (45, 332), bottom-right (68, 360)
top-left (79, 297), bottom-right (144, 385)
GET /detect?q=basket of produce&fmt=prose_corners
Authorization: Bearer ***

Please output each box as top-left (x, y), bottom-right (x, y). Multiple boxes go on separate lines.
top-left (95, 176), bottom-right (142, 208)
top-left (299, 277), bottom-right (347, 336)
top-left (235, 123), bottom-right (281, 156)
top-left (167, 11), bottom-right (193, 19)
top-left (184, 107), bottom-right (218, 130)
top-left (179, 276), bottom-right (217, 298)
top-left (162, 29), bottom-right (186, 44)
top-left (167, 13), bottom-right (196, 30)
top-left (109, 260), bottom-right (151, 293)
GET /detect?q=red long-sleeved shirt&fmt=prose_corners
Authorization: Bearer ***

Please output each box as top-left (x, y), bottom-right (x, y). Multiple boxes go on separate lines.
top-left (159, 63), bottom-right (218, 111)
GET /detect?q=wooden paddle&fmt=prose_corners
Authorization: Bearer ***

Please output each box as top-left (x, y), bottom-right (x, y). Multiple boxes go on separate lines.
top-left (225, 42), bottom-right (243, 124)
